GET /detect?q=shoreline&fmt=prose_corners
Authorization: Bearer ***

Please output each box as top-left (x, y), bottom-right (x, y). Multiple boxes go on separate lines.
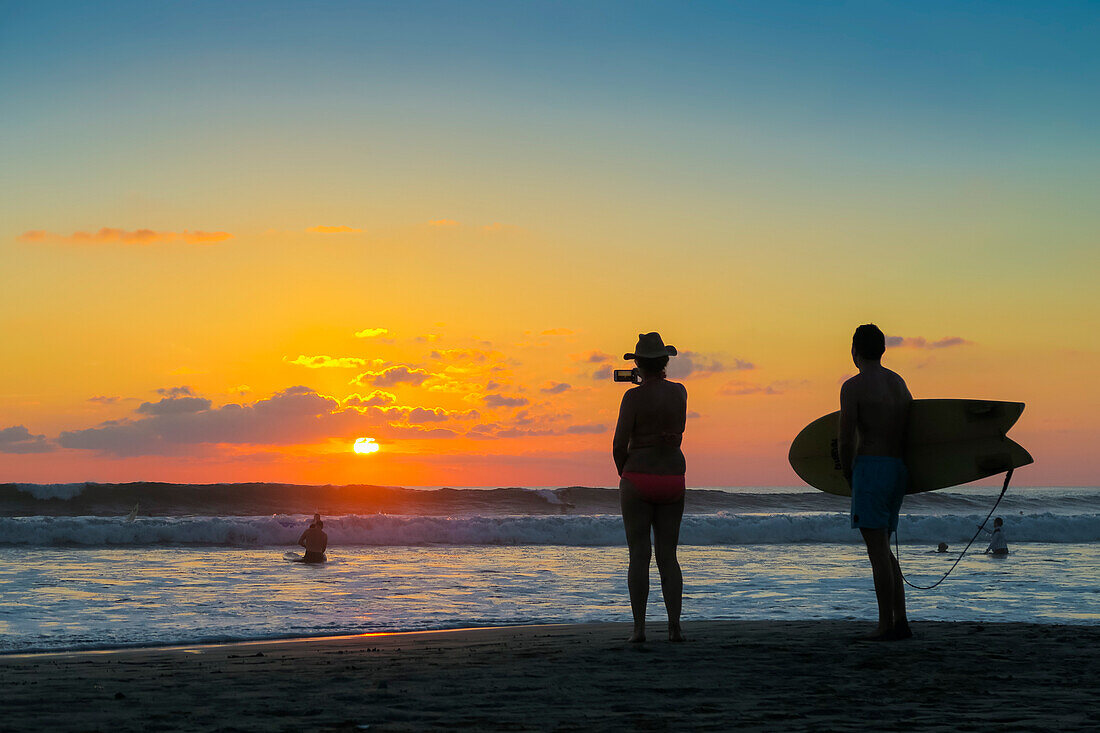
top-left (7, 612), bottom-right (1100, 659)
top-left (3, 620), bottom-right (1098, 731)
top-left (0, 623), bottom-right (572, 660)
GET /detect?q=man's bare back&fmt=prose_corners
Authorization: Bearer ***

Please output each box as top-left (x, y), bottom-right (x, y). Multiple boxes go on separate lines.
top-left (840, 366), bottom-right (912, 462)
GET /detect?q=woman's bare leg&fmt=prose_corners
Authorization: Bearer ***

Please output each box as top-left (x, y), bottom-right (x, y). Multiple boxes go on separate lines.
top-left (620, 478), bottom-right (654, 642)
top-left (653, 495), bottom-right (685, 641)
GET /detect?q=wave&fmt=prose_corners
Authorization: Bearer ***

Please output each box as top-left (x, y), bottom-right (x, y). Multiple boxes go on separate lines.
top-left (1, 512), bottom-right (1097, 547)
top-left (5, 482), bottom-right (1099, 518)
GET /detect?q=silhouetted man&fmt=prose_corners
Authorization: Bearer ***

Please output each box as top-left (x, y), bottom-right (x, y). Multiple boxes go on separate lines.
top-left (297, 518), bottom-right (328, 563)
top-left (840, 324), bottom-right (913, 641)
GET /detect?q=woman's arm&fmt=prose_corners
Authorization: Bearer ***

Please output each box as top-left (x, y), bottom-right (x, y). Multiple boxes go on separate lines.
top-left (612, 391), bottom-right (634, 477)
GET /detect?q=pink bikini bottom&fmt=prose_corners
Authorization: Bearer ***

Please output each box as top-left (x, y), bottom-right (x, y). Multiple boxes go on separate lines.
top-left (622, 472), bottom-right (686, 504)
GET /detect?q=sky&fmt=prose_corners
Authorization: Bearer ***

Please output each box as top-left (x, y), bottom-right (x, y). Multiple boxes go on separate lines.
top-left (1, 1), bottom-right (1098, 486)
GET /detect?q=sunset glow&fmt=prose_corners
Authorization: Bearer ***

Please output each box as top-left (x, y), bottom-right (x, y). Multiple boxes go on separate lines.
top-left (1, 2), bottom-right (1096, 487)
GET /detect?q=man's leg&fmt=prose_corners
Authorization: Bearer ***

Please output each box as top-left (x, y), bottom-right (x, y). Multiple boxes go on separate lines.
top-left (888, 545), bottom-right (910, 637)
top-left (860, 527), bottom-right (896, 638)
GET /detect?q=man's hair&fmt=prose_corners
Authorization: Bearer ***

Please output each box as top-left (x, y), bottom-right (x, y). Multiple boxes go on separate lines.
top-left (635, 355), bottom-right (668, 378)
top-left (852, 324), bottom-right (886, 361)
top-left (993, 517), bottom-right (1003, 527)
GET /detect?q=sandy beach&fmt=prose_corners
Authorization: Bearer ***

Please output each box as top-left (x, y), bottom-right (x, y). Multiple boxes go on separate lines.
top-left (2, 620), bottom-right (1097, 732)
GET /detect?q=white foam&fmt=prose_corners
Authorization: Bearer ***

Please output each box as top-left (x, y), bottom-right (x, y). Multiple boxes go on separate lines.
top-left (534, 489), bottom-right (572, 506)
top-left (1, 512), bottom-right (1097, 547)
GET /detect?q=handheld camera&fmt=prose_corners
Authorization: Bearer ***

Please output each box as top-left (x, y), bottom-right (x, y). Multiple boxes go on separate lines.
top-left (613, 368), bottom-right (641, 384)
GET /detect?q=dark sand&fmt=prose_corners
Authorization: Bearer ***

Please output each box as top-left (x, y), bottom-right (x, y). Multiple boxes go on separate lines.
top-left (2, 621), bottom-right (1098, 732)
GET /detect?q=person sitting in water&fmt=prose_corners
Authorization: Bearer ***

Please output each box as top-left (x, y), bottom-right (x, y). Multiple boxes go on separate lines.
top-left (297, 518), bottom-right (328, 563)
top-left (983, 517), bottom-right (1009, 556)
top-left (936, 542), bottom-right (949, 553)
top-left (613, 332), bottom-right (688, 643)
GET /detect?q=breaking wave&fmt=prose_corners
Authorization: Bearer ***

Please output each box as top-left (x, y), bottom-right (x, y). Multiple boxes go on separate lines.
top-left (1, 512), bottom-right (1097, 547)
top-left (5, 482), bottom-right (1098, 518)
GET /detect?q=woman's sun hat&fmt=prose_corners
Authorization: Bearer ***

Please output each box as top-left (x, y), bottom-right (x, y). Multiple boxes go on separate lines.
top-left (624, 332), bottom-right (677, 360)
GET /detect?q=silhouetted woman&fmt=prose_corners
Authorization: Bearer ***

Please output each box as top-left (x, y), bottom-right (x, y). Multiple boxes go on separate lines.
top-left (613, 332), bottom-right (688, 642)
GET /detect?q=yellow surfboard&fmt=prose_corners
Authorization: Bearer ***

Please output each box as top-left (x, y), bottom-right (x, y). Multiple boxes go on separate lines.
top-left (788, 399), bottom-right (1033, 497)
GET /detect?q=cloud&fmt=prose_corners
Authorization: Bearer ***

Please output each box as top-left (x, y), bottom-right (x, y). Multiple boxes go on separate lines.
top-left (413, 334), bottom-right (441, 343)
top-left (719, 379), bottom-right (809, 396)
top-left (885, 336), bottom-right (973, 350)
top-left (592, 365), bottom-right (613, 380)
top-left (403, 407), bottom-right (480, 424)
top-left (351, 366), bottom-right (434, 387)
top-left (355, 328), bottom-right (390, 339)
top-left (19, 228), bottom-right (232, 245)
top-left (540, 382), bottom-right (571, 394)
top-left (466, 419), bottom-right (605, 439)
top-left (343, 391), bottom-right (397, 408)
top-left (156, 386), bottom-right (196, 398)
top-left (430, 348), bottom-right (501, 363)
top-left (484, 394), bottom-right (530, 408)
top-left (57, 385), bottom-right (443, 456)
top-left (540, 328), bottom-right (573, 336)
top-left (572, 350), bottom-right (613, 364)
top-left (136, 396), bottom-right (213, 415)
top-left (721, 383), bottom-right (782, 396)
top-left (286, 355), bottom-right (369, 369)
top-left (306, 225), bottom-right (363, 234)
top-left (58, 386), bottom-right (331, 455)
top-left (667, 351), bottom-right (754, 379)
top-left (565, 424), bottom-right (607, 435)
top-left (55, 385), bottom-right (484, 456)
top-left (87, 395), bottom-right (120, 405)
top-left (0, 425), bottom-right (53, 453)
top-left (428, 219), bottom-right (460, 227)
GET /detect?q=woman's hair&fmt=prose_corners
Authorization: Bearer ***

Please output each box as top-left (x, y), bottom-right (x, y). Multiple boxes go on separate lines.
top-left (635, 355), bottom-right (669, 378)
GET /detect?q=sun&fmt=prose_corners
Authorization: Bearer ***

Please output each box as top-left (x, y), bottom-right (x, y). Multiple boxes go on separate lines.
top-left (353, 437), bottom-right (380, 455)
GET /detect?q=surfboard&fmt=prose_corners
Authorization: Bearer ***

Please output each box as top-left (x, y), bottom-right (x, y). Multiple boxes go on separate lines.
top-left (283, 551), bottom-right (329, 564)
top-left (788, 399), bottom-right (1033, 497)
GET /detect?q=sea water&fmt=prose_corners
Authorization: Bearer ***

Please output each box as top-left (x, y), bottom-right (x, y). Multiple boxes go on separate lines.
top-left (1, 483), bottom-right (1098, 652)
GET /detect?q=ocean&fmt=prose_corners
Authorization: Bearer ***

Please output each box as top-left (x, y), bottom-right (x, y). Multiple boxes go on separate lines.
top-left (2, 482), bottom-right (1098, 652)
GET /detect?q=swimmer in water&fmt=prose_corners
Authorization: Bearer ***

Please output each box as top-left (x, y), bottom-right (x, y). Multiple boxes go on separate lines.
top-left (297, 517), bottom-right (328, 563)
top-left (983, 517), bottom-right (1008, 556)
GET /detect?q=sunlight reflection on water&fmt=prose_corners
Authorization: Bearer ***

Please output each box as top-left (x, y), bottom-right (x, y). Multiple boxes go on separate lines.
top-left (0, 543), bottom-right (1097, 651)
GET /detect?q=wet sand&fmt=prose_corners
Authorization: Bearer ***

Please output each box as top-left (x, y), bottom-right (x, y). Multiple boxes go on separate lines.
top-left (2, 621), bottom-right (1098, 732)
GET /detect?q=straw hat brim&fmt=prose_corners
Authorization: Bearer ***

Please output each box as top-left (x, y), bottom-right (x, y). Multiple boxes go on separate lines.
top-left (624, 345), bottom-right (677, 360)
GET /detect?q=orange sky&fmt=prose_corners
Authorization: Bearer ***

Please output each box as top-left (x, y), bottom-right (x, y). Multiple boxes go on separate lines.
top-left (2, 3), bottom-right (1097, 486)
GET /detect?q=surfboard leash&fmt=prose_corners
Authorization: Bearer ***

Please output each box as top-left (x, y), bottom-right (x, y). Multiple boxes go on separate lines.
top-left (894, 468), bottom-right (1014, 591)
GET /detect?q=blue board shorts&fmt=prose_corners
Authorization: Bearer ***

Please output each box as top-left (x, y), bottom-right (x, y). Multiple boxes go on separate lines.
top-left (851, 456), bottom-right (908, 532)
